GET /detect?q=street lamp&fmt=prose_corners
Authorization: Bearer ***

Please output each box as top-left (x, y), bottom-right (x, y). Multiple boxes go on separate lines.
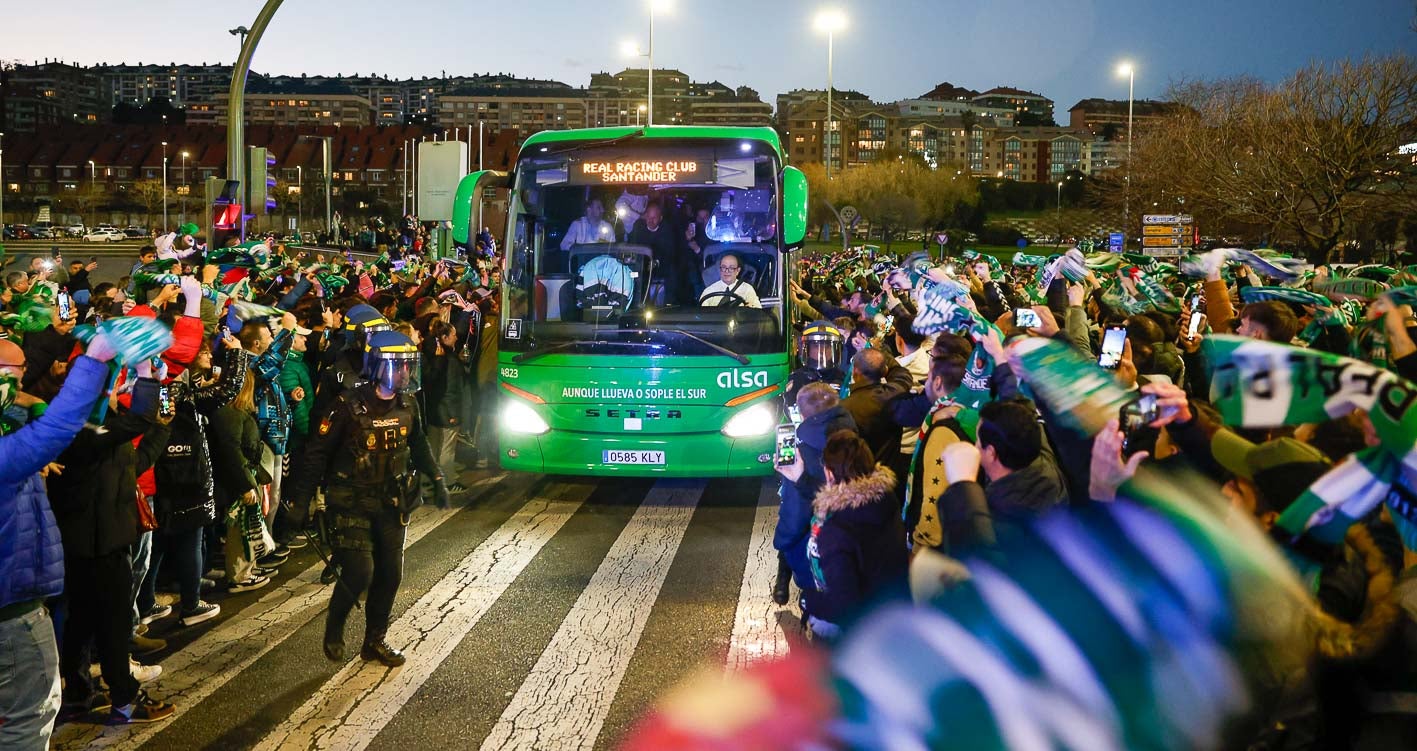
top-left (814, 9), bottom-right (847, 179)
top-left (1056, 181), bottom-right (1064, 247)
top-left (0, 132), bottom-right (5, 239)
top-left (88, 160), bottom-right (96, 228)
top-left (180, 151), bottom-right (189, 224)
top-left (622, 0), bottom-right (670, 126)
top-left (161, 141), bottom-right (169, 232)
top-left (1116, 61), bottom-right (1135, 234)
top-left (296, 165), bottom-right (303, 231)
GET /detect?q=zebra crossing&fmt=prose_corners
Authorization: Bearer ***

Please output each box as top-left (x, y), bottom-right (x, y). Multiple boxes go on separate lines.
top-left (51, 471), bottom-right (800, 751)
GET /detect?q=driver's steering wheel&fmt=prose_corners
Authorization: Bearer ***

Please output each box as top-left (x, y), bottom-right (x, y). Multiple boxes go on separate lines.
top-left (699, 290), bottom-right (747, 308)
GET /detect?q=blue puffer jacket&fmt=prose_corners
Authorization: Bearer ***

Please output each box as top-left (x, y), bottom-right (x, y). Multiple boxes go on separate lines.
top-left (775, 405), bottom-right (857, 589)
top-left (0, 356), bottom-right (109, 610)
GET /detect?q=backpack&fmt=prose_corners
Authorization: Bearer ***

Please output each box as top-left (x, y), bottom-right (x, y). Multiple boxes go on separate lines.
top-left (154, 401), bottom-right (217, 532)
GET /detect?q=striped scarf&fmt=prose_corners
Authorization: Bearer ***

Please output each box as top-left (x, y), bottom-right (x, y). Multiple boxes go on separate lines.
top-left (1205, 335), bottom-right (1417, 550)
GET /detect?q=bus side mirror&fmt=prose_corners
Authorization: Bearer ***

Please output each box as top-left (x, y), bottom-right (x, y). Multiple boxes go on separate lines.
top-left (781, 166), bottom-right (808, 250)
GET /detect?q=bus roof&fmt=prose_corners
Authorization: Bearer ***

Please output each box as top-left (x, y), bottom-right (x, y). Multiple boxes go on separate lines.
top-left (518, 125), bottom-right (784, 161)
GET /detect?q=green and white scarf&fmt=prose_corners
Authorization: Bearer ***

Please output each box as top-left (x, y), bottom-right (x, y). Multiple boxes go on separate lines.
top-left (1205, 335), bottom-right (1417, 550)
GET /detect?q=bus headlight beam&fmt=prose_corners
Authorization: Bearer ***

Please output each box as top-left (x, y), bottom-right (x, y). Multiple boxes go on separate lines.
top-left (721, 403), bottom-right (775, 438)
top-left (502, 399), bottom-right (551, 435)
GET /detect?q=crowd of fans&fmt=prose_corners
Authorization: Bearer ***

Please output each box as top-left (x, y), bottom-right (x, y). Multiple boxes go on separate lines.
top-left (0, 222), bottom-right (500, 746)
top-left (691, 244), bottom-right (1417, 750)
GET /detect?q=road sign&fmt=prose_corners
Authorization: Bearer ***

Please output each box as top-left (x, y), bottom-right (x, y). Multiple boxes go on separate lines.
top-left (840, 206), bottom-right (859, 224)
top-left (1142, 236), bottom-right (1184, 248)
top-left (1142, 214), bottom-right (1193, 225)
top-left (1016, 238), bottom-right (1028, 249)
top-left (1108, 232), bottom-right (1124, 251)
top-left (1143, 247), bottom-right (1183, 257)
top-left (1143, 224), bottom-right (1185, 236)
top-left (935, 232), bottom-right (948, 246)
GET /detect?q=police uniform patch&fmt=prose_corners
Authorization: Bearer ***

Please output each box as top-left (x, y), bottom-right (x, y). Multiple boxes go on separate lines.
top-left (318, 417), bottom-right (332, 435)
top-left (366, 433), bottom-right (378, 450)
top-left (399, 426), bottom-right (408, 436)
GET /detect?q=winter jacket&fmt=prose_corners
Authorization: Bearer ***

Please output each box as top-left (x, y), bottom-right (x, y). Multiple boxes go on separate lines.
top-left (984, 431), bottom-right (1069, 540)
top-left (50, 379), bottom-right (171, 559)
top-left (278, 349), bottom-right (314, 451)
top-left (422, 344), bottom-right (468, 428)
top-left (0, 355), bottom-right (109, 610)
top-left (252, 329), bottom-right (294, 455)
top-left (776, 405), bottom-right (857, 588)
top-left (210, 404), bottom-right (265, 509)
top-left (806, 465), bottom-right (908, 624)
top-left (842, 360), bottom-right (917, 464)
top-left (152, 347), bottom-right (252, 533)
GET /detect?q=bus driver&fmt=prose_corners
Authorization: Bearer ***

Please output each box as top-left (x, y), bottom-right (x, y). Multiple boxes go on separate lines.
top-left (560, 199), bottom-right (614, 250)
top-left (698, 253), bottom-right (761, 308)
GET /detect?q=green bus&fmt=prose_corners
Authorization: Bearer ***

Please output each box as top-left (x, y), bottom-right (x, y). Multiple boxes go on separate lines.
top-left (453, 125), bottom-right (808, 477)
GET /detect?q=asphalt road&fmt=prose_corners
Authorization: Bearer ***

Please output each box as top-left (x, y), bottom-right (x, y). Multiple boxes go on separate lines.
top-left (46, 464), bottom-right (803, 751)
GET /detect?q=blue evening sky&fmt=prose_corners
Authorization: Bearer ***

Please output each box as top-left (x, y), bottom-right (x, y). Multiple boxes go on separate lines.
top-left (4, 0), bottom-right (1413, 114)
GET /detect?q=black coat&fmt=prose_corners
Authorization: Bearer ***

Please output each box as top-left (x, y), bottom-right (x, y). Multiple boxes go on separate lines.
top-left (421, 345), bottom-right (468, 428)
top-left (841, 361), bottom-right (916, 464)
top-left (49, 380), bottom-right (170, 559)
top-left (210, 404), bottom-right (264, 508)
top-left (805, 466), bottom-right (908, 624)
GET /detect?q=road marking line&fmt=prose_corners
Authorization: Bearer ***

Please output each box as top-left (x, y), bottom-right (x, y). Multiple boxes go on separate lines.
top-left (254, 480), bottom-right (595, 751)
top-left (52, 472), bottom-right (513, 751)
top-left (479, 480), bottom-right (705, 751)
top-left (725, 479), bottom-right (802, 673)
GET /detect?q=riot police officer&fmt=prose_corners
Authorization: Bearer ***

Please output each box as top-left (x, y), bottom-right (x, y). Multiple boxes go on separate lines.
top-left (784, 320), bottom-right (847, 411)
top-left (312, 303), bottom-right (391, 419)
top-left (287, 330), bottom-right (450, 666)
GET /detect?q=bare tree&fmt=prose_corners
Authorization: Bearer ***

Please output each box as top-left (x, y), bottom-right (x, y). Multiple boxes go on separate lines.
top-left (131, 179), bottom-right (170, 230)
top-left (1115, 54), bottom-right (1417, 263)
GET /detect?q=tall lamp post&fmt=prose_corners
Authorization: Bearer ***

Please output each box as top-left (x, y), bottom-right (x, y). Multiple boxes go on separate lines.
top-left (88, 160), bottom-right (96, 229)
top-left (161, 141), bottom-right (169, 232)
top-left (1116, 62), bottom-right (1135, 235)
top-left (814, 9), bottom-right (847, 180)
top-left (179, 151), bottom-right (189, 224)
top-left (296, 165), bottom-right (303, 232)
top-left (1056, 180), bottom-right (1064, 247)
top-left (621, 0), bottom-right (670, 126)
top-left (0, 132), bottom-right (5, 239)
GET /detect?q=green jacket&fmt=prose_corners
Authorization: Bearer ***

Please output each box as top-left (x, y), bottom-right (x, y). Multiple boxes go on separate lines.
top-left (278, 350), bottom-right (315, 450)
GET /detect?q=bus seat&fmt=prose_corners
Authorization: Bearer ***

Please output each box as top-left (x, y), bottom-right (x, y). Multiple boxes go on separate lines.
top-left (535, 274), bottom-right (573, 320)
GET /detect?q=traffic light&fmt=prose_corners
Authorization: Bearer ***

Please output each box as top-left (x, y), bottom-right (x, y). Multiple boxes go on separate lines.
top-left (247, 146), bottom-right (278, 216)
top-left (206, 176), bottom-right (242, 248)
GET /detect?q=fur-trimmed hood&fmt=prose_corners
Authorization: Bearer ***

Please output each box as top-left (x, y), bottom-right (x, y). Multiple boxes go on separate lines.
top-left (813, 466), bottom-right (897, 517)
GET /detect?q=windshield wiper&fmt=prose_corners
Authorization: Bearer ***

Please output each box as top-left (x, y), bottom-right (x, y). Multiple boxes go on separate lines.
top-left (661, 329), bottom-right (749, 365)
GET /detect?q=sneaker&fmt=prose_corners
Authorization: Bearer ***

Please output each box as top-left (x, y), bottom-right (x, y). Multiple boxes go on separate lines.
top-left (285, 535), bottom-right (309, 550)
top-left (129, 633), bottom-right (167, 656)
top-left (446, 482), bottom-right (469, 494)
top-left (59, 690), bottom-right (111, 722)
top-left (257, 550), bottom-right (289, 568)
top-left (227, 575), bottom-right (270, 593)
top-left (178, 601), bottom-right (221, 627)
top-left (140, 604), bottom-right (173, 625)
top-left (107, 689), bottom-right (175, 725)
top-left (128, 657), bottom-right (162, 683)
top-left (254, 566), bottom-right (279, 578)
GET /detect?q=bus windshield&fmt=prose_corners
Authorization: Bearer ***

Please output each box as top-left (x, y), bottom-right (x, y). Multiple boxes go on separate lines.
top-left (499, 137), bottom-right (785, 358)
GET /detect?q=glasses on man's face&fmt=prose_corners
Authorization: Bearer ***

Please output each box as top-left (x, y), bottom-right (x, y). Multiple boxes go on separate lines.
top-left (720, 265), bottom-right (739, 271)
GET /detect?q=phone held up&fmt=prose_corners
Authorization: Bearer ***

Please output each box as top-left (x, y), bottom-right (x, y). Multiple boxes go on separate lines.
top-left (1119, 393), bottom-right (1159, 456)
top-left (775, 424), bottom-right (799, 467)
top-left (1098, 326), bottom-right (1128, 370)
top-left (1014, 307), bottom-right (1041, 329)
top-left (158, 386), bottom-right (176, 419)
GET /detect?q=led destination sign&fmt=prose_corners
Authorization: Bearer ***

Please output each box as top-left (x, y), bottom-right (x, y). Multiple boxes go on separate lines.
top-left (568, 149), bottom-right (716, 185)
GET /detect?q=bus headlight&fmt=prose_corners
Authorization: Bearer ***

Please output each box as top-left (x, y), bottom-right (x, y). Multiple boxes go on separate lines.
top-left (502, 400), bottom-right (550, 435)
top-left (721, 403), bottom-right (775, 438)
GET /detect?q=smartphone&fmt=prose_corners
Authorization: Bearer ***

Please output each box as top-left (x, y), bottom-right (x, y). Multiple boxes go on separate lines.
top-left (90, 256), bottom-right (99, 264)
top-left (1015, 308), bottom-right (1041, 329)
top-left (1120, 394), bottom-right (1159, 455)
top-left (211, 365), bottom-right (223, 379)
top-left (774, 424), bottom-right (799, 467)
top-left (1098, 326), bottom-right (1127, 370)
top-left (220, 324), bottom-right (231, 340)
top-left (1186, 310), bottom-right (1204, 341)
top-left (56, 292), bottom-right (73, 320)
top-left (51, 247), bottom-right (62, 259)
top-left (158, 386), bottom-right (175, 418)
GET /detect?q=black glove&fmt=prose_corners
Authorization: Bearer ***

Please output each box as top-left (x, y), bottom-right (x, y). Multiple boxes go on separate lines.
top-left (433, 477), bottom-right (451, 510)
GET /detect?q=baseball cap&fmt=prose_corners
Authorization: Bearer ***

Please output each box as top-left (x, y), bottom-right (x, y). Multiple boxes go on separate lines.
top-left (1211, 429), bottom-right (1329, 481)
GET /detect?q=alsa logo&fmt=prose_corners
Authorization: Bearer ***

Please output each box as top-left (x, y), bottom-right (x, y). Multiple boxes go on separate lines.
top-left (585, 409), bottom-right (682, 419)
top-left (717, 370), bottom-right (769, 389)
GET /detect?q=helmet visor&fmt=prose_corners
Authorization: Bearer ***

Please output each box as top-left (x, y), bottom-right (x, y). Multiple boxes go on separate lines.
top-left (801, 337), bottom-right (842, 371)
top-left (365, 354), bottom-right (421, 394)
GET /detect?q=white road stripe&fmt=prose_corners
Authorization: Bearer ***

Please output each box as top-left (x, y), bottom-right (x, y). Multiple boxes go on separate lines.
top-left (479, 480), bottom-right (705, 751)
top-left (725, 479), bottom-right (802, 673)
top-left (253, 481), bottom-right (595, 751)
top-left (52, 472), bottom-right (515, 751)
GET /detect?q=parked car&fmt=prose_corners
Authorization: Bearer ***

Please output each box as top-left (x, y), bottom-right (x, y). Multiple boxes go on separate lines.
top-left (9, 224), bottom-right (34, 240)
top-left (29, 226), bottom-right (55, 239)
top-left (83, 228), bottom-right (125, 242)
top-left (123, 226), bottom-right (148, 238)
top-left (64, 224), bottom-right (87, 237)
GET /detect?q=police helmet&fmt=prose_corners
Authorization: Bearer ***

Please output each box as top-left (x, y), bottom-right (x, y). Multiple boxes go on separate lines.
top-left (799, 320), bottom-right (844, 372)
top-left (363, 330), bottom-right (421, 395)
top-left (344, 303), bottom-right (392, 334)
